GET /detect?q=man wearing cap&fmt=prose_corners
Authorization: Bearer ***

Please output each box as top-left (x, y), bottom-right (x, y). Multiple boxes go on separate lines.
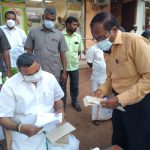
top-left (25, 7), bottom-right (67, 88)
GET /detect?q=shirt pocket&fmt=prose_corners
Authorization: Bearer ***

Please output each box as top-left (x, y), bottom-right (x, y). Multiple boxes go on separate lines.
top-left (47, 37), bottom-right (59, 54)
top-left (73, 41), bottom-right (79, 52)
top-left (110, 58), bottom-right (138, 78)
top-left (44, 91), bottom-right (54, 106)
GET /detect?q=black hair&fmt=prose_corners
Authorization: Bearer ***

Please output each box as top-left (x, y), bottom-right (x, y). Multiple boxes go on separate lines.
top-left (119, 26), bottom-right (126, 32)
top-left (5, 11), bottom-right (16, 19)
top-left (44, 7), bottom-right (56, 16)
top-left (65, 16), bottom-right (78, 27)
top-left (90, 12), bottom-right (118, 31)
top-left (141, 30), bottom-right (150, 39)
top-left (16, 53), bottom-right (35, 69)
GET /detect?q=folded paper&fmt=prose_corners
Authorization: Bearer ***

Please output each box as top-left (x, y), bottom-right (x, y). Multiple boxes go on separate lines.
top-left (83, 96), bottom-right (125, 112)
top-left (45, 122), bottom-right (76, 145)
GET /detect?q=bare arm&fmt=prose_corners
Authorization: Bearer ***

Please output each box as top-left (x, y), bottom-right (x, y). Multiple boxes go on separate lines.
top-left (0, 117), bottom-right (41, 137)
top-left (54, 100), bottom-right (65, 122)
top-left (0, 117), bottom-right (18, 131)
top-left (60, 52), bottom-right (67, 83)
top-left (2, 50), bottom-right (11, 77)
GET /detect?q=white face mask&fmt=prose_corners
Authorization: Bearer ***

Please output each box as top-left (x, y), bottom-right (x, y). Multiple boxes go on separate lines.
top-left (6, 19), bottom-right (16, 28)
top-left (97, 38), bottom-right (113, 52)
top-left (43, 20), bottom-right (55, 29)
top-left (23, 68), bottom-right (42, 83)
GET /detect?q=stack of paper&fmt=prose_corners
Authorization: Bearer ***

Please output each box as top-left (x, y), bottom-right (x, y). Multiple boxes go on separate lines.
top-left (45, 122), bottom-right (76, 145)
top-left (83, 96), bottom-right (125, 112)
top-left (35, 113), bottom-right (62, 127)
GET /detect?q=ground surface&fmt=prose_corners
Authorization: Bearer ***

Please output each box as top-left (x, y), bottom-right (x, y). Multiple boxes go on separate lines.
top-left (65, 67), bottom-right (112, 150)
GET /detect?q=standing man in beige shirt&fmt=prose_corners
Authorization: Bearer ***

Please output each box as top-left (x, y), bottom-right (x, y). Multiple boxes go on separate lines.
top-left (91, 12), bottom-right (150, 150)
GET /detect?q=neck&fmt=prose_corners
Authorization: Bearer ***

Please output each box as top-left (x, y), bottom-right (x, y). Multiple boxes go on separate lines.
top-left (66, 29), bottom-right (73, 36)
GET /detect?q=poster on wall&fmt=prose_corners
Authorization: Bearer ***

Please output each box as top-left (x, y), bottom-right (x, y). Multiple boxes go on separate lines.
top-left (1, 2), bottom-right (27, 32)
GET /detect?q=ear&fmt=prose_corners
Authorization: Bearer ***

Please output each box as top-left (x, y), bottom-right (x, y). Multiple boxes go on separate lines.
top-left (112, 26), bottom-right (118, 33)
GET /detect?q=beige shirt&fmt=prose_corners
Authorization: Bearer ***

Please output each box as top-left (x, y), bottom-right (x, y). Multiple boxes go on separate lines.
top-left (99, 30), bottom-right (150, 107)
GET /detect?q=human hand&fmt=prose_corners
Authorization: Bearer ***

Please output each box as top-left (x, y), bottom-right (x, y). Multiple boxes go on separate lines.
top-left (5, 70), bottom-right (11, 78)
top-left (93, 89), bottom-right (105, 99)
top-left (60, 71), bottom-right (67, 84)
top-left (100, 96), bottom-right (119, 109)
top-left (20, 124), bottom-right (42, 137)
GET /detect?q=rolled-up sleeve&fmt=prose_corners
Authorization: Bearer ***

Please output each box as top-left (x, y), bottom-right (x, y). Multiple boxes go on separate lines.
top-left (24, 30), bottom-right (34, 50)
top-left (59, 33), bottom-right (68, 52)
top-left (0, 83), bottom-right (15, 117)
top-left (0, 29), bottom-right (11, 52)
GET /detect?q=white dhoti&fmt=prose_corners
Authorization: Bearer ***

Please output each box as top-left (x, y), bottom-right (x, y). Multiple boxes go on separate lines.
top-left (11, 131), bottom-right (79, 150)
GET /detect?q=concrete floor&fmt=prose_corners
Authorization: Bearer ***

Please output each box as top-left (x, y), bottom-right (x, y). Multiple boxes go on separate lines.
top-left (65, 67), bottom-right (112, 150)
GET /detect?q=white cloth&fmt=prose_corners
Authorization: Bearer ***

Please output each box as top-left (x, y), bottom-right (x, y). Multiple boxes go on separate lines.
top-left (86, 44), bottom-right (106, 83)
top-left (0, 25), bottom-right (27, 67)
top-left (0, 71), bottom-right (79, 150)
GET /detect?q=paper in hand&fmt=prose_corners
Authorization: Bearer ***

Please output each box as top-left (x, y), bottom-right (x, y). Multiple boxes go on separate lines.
top-left (35, 113), bottom-right (62, 127)
top-left (83, 96), bottom-right (125, 112)
top-left (45, 122), bottom-right (76, 145)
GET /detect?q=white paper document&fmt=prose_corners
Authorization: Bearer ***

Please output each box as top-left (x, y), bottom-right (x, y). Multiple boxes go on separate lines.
top-left (45, 122), bottom-right (76, 145)
top-left (83, 96), bottom-right (125, 112)
top-left (35, 113), bottom-right (62, 127)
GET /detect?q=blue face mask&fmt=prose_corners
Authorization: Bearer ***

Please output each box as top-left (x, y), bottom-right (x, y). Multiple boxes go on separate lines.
top-left (43, 20), bottom-right (55, 29)
top-left (97, 38), bottom-right (113, 52)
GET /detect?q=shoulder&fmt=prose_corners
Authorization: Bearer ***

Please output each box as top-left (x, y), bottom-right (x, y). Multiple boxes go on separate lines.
top-left (74, 32), bottom-right (82, 38)
top-left (42, 71), bottom-right (56, 81)
top-left (3, 73), bottom-right (22, 88)
top-left (53, 28), bottom-right (64, 37)
top-left (123, 32), bottom-right (143, 41)
top-left (0, 25), bottom-right (5, 30)
top-left (16, 27), bottom-right (26, 33)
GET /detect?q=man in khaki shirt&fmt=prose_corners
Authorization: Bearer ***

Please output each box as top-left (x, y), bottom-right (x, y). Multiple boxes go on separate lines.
top-left (91, 12), bottom-right (150, 150)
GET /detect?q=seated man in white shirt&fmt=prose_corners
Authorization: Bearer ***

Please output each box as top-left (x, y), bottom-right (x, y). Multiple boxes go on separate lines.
top-left (0, 53), bottom-right (79, 150)
top-left (0, 11), bottom-right (27, 75)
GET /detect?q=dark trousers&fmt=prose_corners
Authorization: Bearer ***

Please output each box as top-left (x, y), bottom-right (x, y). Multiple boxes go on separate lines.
top-left (112, 93), bottom-right (150, 150)
top-left (60, 69), bottom-right (79, 108)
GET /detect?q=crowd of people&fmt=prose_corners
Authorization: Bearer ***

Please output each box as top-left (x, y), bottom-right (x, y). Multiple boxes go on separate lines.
top-left (0, 6), bottom-right (150, 150)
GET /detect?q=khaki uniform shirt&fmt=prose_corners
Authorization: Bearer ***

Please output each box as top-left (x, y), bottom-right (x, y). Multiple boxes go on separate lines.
top-left (100, 30), bottom-right (150, 107)
top-left (25, 27), bottom-right (67, 80)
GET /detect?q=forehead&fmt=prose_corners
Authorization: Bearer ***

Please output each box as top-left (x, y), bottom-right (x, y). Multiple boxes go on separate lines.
top-left (20, 62), bottom-right (40, 75)
top-left (91, 22), bottom-right (106, 35)
top-left (6, 13), bottom-right (16, 19)
top-left (71, 21), bottom-right (78, 25)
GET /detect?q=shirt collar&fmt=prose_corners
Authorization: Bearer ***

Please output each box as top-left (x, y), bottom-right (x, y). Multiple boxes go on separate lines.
top-left (40, 26), bottom-right (56, 33)
top-left (63, 29), bottom-right (77, 36)
top-left (113, 30), bottom-right (123, 45)
top-left (3, 25), bottom-right (17, 30)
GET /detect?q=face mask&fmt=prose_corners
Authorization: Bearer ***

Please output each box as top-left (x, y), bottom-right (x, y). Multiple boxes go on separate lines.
top-left (43, 20), bottom-right (55, 29)
top-left (23, 68), bottom-right (42, 83)
top-left (97, 38), bottom-right (113, 52)
top-left (6, 19), bottom-right (16, 28)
